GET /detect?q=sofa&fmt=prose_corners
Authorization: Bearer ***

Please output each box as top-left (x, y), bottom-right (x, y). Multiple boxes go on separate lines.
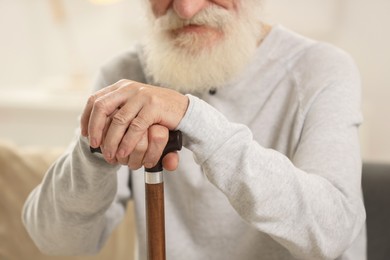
top-left (0, 140), bottom-right (135, 260)
top-left (1, 140), bottom-right (389, 259)
top-left (362, 163), bottom-right (390, 260)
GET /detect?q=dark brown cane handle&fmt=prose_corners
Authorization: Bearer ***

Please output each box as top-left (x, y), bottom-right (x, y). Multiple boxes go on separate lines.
top-left (145, 130), bottom-right (182, 172)
top-left (90, 130), bottom-right (182, 171)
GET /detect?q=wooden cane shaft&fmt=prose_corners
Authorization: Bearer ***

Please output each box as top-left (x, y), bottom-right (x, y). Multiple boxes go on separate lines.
top-left (146, 183), bottom-right (166, 260)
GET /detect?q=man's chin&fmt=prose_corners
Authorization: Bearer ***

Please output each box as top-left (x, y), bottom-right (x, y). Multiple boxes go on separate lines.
top-left (145, 4), bottom-right (263, 94)
top-left (169, 29), bottom-right (224, 55)
top-left (145, 30), bottom-right (258, 93)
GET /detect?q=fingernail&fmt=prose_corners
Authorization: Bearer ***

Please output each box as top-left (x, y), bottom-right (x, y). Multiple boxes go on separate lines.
top-left (117, 148), bottom-right (125, 158)
top-left (104, 151), bottom-right (112, 159)
top-left (90, 138), bottom-right (97, 148)
top-left (144, 162), bottom-right (153, 168)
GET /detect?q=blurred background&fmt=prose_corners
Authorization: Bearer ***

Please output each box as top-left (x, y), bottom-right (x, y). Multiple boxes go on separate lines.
top-left (0, 0), bottom-right (389, 163)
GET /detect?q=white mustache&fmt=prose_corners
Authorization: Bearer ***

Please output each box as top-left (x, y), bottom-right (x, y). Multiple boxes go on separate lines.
top-left (155, 5), bottom-right (233, 31)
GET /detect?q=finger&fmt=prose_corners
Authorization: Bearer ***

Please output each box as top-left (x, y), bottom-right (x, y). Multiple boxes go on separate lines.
top-left (127, 131), bottom-right (148, 170)
top-left (99, 146), bottom-right (118, 165)
top-left (162, 152), bottom-right (179, 171)
top-left (116, 154), bottom-right (129, 166)
top-left (88, 88), bottom-right (131, 148)
top-left (104, 100), bottom-right (143, 160)
top-left (100, 108), bottom-right (120, 161)
top-left (80, 83), bottom-right (122, 137)
top-left (106, 157), bottom-right (119, 165)
top-left (143, 125), bottom-right (169, 169)
top-left (101, 116), bottom-right (113, 147)
top-left (96, 112), bottom-right (115, 155)
top-left (109, 110), bottom-right (130, 166)
top-left (116, 106), bottom-right (159, 158)
top-left (100, 115), bottom-right (115, 162)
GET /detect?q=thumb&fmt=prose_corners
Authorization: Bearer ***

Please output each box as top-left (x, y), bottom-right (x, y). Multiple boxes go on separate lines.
top-left (162, 152), bottom-right (179, 171)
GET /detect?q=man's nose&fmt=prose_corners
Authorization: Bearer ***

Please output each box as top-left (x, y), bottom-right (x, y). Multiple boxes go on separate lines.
top-left (172, 0), bottom-right (208, 19)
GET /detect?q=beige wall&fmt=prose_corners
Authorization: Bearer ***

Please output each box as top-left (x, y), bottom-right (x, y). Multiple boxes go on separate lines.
top-left (264, 0), bottom-right (390, 162)
top-left (0, 0), bottom-right (389, 162)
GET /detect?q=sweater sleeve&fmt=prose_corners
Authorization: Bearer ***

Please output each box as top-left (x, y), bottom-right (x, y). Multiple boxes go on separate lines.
top-left (21, 49), bottom-right (148, 255)
top-left (21, 133), bottom-right (129, 255)
top-left (21, 64), bottom-right (134, 255)
top-left (20, 48), bottom-right (150, 255)
top-left (176, 63), bottom-right (365, 259)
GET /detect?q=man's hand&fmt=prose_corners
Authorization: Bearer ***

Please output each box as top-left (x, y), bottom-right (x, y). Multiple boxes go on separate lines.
top-left (80, 79), bottom-right (189, 170)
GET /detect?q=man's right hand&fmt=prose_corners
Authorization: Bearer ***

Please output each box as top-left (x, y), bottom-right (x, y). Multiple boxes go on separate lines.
top-left (80, 79), bottom-right (188, 171)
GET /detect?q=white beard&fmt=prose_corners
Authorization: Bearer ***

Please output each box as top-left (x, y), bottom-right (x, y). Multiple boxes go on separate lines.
top-left (143, 2), bottom-right (264, 94)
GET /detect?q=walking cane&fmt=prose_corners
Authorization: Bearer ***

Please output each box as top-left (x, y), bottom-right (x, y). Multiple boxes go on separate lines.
top-left (91, 130), bottom-right (182, 260)
top-left (144, 130), bottom-right (182, 260)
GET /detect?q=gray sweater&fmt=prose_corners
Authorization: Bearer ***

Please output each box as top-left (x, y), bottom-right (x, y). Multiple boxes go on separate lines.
top-left (23, 26), bottom-right (366, 260)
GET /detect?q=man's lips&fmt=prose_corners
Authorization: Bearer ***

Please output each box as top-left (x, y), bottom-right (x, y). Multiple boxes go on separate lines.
top-left (172, 24), bottom-right (213, 35)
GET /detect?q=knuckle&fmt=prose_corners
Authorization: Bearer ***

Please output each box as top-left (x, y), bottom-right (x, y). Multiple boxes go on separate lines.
top-left (129, 117), bottom-right (149, 132)
top-left (136, 85), bottom-right (154, 100)
top-left (117, 156), bottom-right (128, 166)
top-left (117, 79), bottom-right (131, 85)
top-left (133, 143), bottom-right (147, 154)
top-left (112, 111), bottom-right (129, 126)
top-left (145, 91), bottom-right (160, 106)
top-left (116, 79), bottom-right (128, 85)
top-left (133, 137), bottom-right (148, 154)
top-left (128, 160), bottom-right (142, 170)
top-left (119, 139), bottom-right (132, 153)
top-left (149, 129), bottom-right (168, 145)
top-left (94, 97), bottom-right (107, 111)
top-left (146, 153), bottom-right (160, 166)
top-left (117, 79), bottom-right (135, 90)
top-left (87, 94), bottom-right (98, 106)
top-left (106, 158), bottom-right (118, 165)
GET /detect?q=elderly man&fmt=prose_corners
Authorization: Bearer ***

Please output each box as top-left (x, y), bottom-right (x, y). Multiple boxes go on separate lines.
top-left (23, 0), bottom-right (366, 259)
